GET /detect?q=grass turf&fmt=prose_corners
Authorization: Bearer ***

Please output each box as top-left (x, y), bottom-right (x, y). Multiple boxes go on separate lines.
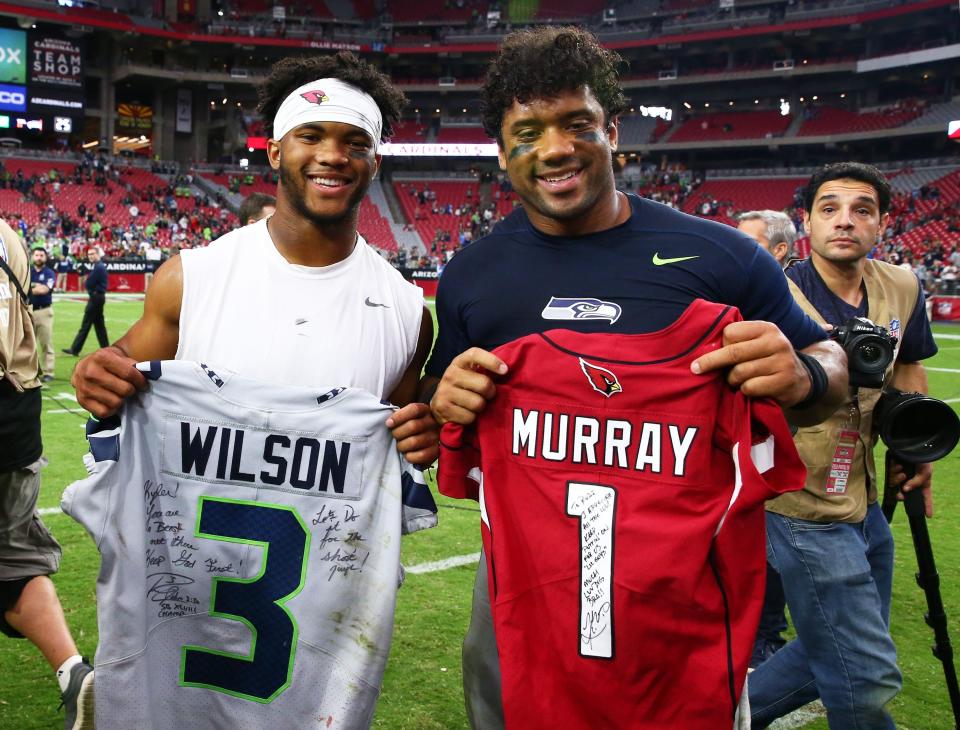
top-left (2, 294), bottom-right (960, 729)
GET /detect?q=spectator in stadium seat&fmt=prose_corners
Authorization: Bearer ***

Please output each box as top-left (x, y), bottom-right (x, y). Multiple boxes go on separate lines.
top-left (423, 25), bottom-right (847, 729)
top-left (749, 162), bottom-right (936, 729)
top-left (237, 191), bottom-right (277, 226)
top-left (737, 210), bottom-right (797, 268)
top-left (62, 246), bottom-right (109, 356)
top-left (70, 50), bottom-right (438, 462)
top-left (0, 220), bottom-right (94, 729)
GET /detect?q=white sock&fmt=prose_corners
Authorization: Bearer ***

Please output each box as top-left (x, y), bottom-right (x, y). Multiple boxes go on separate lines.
top-left (56, 655), bottom-right (83, 693)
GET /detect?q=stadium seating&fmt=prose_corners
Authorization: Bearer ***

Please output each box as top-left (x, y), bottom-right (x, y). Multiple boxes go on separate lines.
top-left (435, 126), bottom-right (493, 144)
top-left (680, 177), bottom-right (807, 225)
top-left (617, 115), bottom-right (660, 146)
top-left (797, 105), bottom-right (923, 136)
top-left (390, 121), bottom-right (431, 143)
top-left (393, 180), bottom-right (514, 254)
top-left (669, 111), bottom-right (792, 143)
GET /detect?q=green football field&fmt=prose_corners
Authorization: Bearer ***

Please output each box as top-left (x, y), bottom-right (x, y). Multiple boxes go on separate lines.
top-left (3, 294), bottom-right (960, 729)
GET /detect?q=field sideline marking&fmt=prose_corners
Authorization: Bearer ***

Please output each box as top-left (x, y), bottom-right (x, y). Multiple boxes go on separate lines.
top-left (927, 367), bottom-right (960, 374)
top-left (404, 552), bottom-right (481, 574)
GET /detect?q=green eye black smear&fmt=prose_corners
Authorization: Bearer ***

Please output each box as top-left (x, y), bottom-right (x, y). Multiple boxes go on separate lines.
top-left (508, 143), bottom-right (535, 160)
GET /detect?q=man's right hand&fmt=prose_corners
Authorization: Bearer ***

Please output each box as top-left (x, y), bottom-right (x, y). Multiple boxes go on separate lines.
top-left (72, 346), bottom-right (148, 418)
top-left (430, 348), bottom-right (507, 426)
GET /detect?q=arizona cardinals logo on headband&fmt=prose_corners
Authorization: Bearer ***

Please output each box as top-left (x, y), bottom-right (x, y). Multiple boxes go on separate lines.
top-left (301, 90), bottom-right (330, 105)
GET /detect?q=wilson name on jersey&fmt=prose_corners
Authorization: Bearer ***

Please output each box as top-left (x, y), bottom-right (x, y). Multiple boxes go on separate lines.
top-left (63, 360), bottom-right (437, 730)
top-left (439, 299), bottom-right (805, 730)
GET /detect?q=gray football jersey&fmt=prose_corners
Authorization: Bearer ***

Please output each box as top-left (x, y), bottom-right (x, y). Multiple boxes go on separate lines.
top-left (62, 360), bottom-right (437, 730)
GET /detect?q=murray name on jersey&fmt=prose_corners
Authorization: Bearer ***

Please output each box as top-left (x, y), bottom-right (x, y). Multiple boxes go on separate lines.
top-left (170, 417), bottom-right (362, 497)
top-left (511, 407), bottom-right (700, 476)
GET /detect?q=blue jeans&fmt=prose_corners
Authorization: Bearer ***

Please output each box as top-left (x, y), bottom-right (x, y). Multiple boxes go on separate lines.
top-left (749, 502), bottom-right (902, 729)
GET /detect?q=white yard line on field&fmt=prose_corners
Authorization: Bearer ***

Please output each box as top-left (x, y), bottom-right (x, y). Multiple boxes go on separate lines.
top-left (927, 367), bottom-right (960, 374)
top-left (404, 552), bottom-right (481, 574)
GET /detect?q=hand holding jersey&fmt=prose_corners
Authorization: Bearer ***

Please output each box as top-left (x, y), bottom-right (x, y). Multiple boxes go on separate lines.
top-left (431, 320), bottom-right (832, 427)
top-left (71, 58), bottom-right (439, 465)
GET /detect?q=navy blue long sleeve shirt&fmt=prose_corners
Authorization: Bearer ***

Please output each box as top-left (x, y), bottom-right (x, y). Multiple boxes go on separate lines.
top-left (86, 261), bottom-right (108, 295)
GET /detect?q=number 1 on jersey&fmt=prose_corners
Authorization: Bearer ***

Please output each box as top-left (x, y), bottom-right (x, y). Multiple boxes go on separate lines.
top-left (566, 482), bottom-right (617, 659)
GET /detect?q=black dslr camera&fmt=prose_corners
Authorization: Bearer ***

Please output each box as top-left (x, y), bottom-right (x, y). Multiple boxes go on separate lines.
top-left (829, 316), bottom-right (897, 389)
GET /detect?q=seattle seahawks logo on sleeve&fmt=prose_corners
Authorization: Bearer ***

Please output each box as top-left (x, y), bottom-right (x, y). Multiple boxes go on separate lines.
top-left (579, 357), bottom-right (623, 398)
top-left (136, 361), bottom-right (163, 381)
top-left (199, 363), bottom-right (224, 388)
top-left (316, 387), bottom-right (346, 405)
top-left (541, 297), bottom-right (622, 324)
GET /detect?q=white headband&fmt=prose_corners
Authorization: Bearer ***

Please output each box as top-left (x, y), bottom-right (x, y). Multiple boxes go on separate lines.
top-left (273, 78), bottom-right (383, 149)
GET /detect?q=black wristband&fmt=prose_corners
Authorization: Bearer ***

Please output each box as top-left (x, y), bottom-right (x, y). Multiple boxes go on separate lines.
top-left (793, 351), bottom-right (828, 410)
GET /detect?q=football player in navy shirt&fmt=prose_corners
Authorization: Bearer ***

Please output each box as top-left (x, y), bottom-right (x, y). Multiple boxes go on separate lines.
top-left (421, 26), bottom-right (848, 729)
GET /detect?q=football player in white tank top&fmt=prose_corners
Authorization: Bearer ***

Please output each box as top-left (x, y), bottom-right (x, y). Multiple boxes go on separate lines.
top-left (71, 53), bottom-right (439, 466)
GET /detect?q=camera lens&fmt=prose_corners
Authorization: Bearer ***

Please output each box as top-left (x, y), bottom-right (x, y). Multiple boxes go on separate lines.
top-left (859, 344), bottom-right (882, 364)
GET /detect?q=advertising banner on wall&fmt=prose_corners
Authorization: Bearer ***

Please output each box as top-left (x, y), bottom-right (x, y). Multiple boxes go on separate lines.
top-left (29, 34), bottom-right (83, 89)
top-left (176, 88), bottom-right (192, 133)
top-left (0, 29), bottom-right (26, 84)
top-left (117, 102), bottom-right (153, 130)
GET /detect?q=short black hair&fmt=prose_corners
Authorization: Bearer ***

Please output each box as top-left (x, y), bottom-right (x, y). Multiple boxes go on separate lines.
top-left (481, 26), bottom-right (628, 144)
top-left (804, 162), bottom-right (891, 215)
top-left (238, 192), bottom-right (276, 225)
top-left (257, 51), bottom-right (405, 141)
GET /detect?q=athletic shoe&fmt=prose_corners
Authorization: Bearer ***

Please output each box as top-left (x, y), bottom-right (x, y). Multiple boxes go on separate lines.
top-left (42, 374), bottom-right (54, 382)
top-left (59, 659), bottom-right (94, 730)
top-left (61, 348), bottom-right (78, 356)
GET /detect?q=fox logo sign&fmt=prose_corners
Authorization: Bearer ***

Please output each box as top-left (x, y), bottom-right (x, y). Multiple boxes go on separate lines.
top-left (579, 357), bottom-right (622, 398)
top-left (301, 89), bottom-right (330, 105)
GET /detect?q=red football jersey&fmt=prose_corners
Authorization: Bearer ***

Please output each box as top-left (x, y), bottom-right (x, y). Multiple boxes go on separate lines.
top-left (439, 299), bottom-right (806, 729)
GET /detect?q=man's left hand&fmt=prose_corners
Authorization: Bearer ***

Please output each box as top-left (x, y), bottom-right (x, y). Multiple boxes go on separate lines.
top-left (387, 402), bottom-right (440, 466)
top-left (889, 460), bottom-right (934, 518)
top-left (691, 320), bottom-right (810, 407)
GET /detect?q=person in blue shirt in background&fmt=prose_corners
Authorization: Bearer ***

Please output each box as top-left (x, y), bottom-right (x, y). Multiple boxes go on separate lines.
top-left (28, 246), bottom-right (56, 382)
top-left (63, 246), bottom-right (109, 356)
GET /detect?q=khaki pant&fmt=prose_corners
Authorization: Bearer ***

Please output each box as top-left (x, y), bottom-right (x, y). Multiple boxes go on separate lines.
top-left (29, 306), bottom-right (54, 375)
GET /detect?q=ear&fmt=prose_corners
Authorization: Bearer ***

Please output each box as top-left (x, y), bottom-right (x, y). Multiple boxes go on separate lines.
top-left (267, 138), bottom-right (281, 170)
top-left (802, 210), bottom-right (811, 235)
top-left (607, 117), bottom-right (619, 152)
top-left (497, 143), bottom-right (507, 172)
top-left (878, 211), bottom-right (890, 240)
top-left (372, 153), bottom-right (382, 180)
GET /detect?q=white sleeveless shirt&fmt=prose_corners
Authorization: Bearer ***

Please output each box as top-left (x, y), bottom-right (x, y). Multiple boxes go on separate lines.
top-left (177, 220), bottom-right (423, 400)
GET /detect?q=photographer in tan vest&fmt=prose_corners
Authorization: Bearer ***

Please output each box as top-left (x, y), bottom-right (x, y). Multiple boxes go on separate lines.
top-left (0, 220), bottom-right (94, 728)
top-left (749, 163), bottom-right (938, 729)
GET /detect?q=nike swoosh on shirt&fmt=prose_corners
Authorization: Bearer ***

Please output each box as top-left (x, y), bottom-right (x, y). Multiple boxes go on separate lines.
top-left (365, 297), bottom-right (390, 308)
top-left (652, 253), bottom-right (700, 266)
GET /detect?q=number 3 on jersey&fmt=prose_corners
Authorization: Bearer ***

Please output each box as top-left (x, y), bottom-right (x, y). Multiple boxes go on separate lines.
top-left (566, 482), bottom-right (617, 660)
top-left (180, 497), bottom-right (310, 702)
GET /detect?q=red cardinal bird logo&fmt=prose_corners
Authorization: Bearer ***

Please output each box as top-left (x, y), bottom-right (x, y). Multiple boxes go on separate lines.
top-left (301, 90), bottom-right (330, 105)
top-left (579, 358), bottom-right (623, 398)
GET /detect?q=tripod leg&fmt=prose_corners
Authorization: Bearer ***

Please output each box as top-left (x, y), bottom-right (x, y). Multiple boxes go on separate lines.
top-left (903, 484), bottom-right (960, 728)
